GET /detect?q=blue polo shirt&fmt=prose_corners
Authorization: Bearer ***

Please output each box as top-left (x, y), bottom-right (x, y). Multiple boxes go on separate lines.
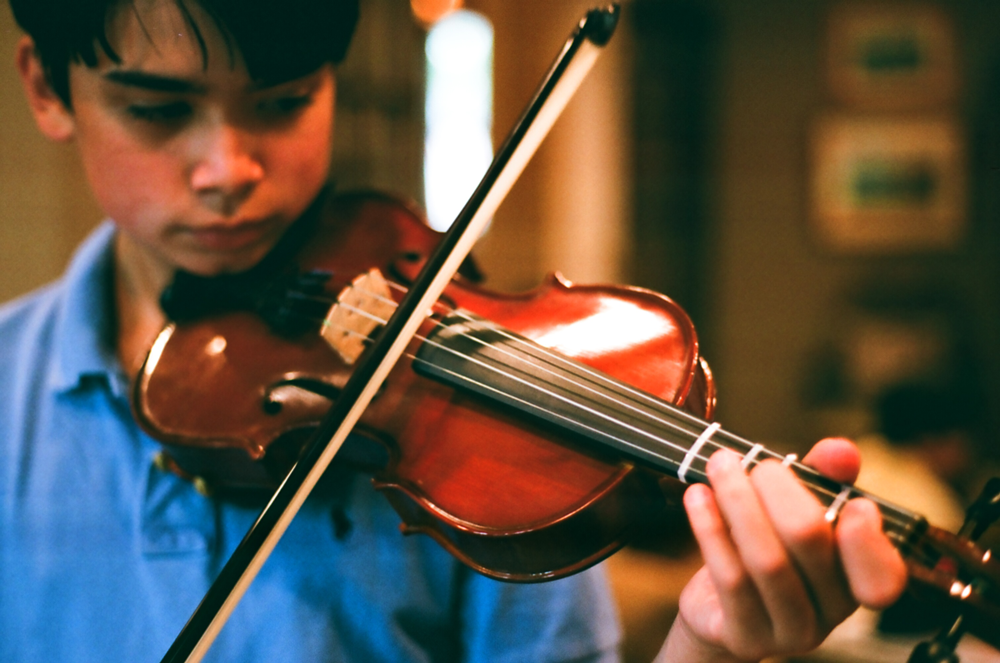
top-left (0, 223), bottom-right (621, 662)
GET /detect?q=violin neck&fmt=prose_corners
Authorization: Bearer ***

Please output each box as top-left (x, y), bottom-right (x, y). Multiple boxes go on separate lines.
top-left (414, 312), bottom-right (929, 559)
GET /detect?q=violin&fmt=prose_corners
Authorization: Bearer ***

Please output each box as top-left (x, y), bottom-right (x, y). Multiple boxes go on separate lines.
top-left (135, 187), bottom-right (1000, 648)
top-left (137, 188), bottom-right (715, 580)
top-left (139, 6), bottom-right (1000, 662)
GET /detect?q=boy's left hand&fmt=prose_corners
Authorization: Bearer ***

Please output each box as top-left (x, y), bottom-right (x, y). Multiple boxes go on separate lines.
top-left (660, 437), bottom-right (909, 662)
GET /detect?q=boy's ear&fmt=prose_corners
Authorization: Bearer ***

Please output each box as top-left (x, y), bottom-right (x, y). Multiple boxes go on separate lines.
top-left (16, 36), bottom-right (76, 142)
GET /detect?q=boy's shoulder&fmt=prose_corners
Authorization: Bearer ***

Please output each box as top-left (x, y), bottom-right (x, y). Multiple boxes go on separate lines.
top-left (0, 280), bottom-right (67, 368)
top-left (0, 281), bottom-right (64, 338)
top-left (0, 222), bottom-right (115, 374)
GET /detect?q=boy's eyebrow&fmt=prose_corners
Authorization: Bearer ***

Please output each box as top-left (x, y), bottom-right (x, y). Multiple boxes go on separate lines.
top-left (103, 70), bottom-right (207, 93)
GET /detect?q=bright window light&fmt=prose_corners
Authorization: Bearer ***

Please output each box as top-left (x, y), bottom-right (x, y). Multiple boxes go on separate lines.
top-left (424, 10), bottom-right (494, 231)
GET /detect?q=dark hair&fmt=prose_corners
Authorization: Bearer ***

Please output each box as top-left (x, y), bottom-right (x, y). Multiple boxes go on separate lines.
top-left (9, 0), bottom-right (360, 106)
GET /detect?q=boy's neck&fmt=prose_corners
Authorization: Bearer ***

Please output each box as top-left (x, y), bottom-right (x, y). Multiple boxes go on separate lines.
top-left (113, 232), bottom-right (171, 376)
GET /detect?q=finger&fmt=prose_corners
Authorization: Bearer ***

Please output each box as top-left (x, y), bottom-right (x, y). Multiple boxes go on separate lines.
top-left (750, 460), bottom-right (858, 630)
top-left (801, 437), bottom-right (861, 484)
top-left (675, 566), bottom-right (726, 644)
top-left (705, 450), bottom-right (816, 650)
top-left (683, 481), bottom-right (773, 652)
top-left (837, 498), bottom-right (909, 609)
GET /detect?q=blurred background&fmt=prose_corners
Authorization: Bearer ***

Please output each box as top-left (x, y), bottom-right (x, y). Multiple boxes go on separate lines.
top-left (3, 0), bottom-right (1000, 660)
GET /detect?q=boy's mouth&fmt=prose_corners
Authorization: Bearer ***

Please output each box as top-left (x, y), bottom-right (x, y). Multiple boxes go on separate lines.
top-left (185, 218), bottom-right (279, 253)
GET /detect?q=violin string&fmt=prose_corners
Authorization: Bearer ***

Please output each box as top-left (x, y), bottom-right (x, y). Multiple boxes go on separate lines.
top-left (322, 316), bottom-right (919, 537)
top-left (309, 292), bottom-right (916, 535)
top-left (374, 282), bottom-right (922, 527)
top-left (331, 296), bottom-right (724, 455)
top-left (327, 296), bottom-right (712, 452)
top-left (372, 281), bottom-right (732, 436)
top-left (341, 285), bottom-right (900, 505)
top-left (319, 309), bottom-right (720, 473)
top-left (369, 284), bottom-right (841, 500)
top-left (380, 281), bottom-right (719, 424)
top-left (315, 279), bottom-right (917, 532)
top-left (280, 279), bottom-right (918, 534)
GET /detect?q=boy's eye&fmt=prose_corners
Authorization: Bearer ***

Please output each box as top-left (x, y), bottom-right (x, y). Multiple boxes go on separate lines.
top-left (126, 102), bottom-right (192, 122)
top-left (257, 95), bottom-right (312, 117)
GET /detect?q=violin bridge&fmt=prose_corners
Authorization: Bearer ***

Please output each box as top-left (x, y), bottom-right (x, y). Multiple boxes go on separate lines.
top-left (321, 268), bottom-right (396, 365)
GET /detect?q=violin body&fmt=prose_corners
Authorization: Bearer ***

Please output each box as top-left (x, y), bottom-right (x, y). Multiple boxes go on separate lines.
top-left (134, 191), bottom-right (715, 581)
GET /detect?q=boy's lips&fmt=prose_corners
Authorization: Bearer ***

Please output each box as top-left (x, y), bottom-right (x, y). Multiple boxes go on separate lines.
top-left (185, 218), bottom-right (278, 252)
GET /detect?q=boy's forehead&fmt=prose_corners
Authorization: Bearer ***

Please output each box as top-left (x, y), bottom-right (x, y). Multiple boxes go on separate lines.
top-left (103, 0), bottom-right (237, 75)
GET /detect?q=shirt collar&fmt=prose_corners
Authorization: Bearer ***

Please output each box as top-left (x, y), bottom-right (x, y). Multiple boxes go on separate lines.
top-left (48, 222), bottom-right (125, 397)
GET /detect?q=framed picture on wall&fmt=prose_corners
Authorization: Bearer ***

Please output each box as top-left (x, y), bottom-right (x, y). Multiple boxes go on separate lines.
top-left (810, 115), bottom-right (966, 254)
top-left (826, 3), bottom-right (957, 110)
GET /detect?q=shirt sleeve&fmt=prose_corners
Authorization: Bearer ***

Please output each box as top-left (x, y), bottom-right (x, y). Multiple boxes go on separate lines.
top-left (459, 563), bottom-right (622, 663)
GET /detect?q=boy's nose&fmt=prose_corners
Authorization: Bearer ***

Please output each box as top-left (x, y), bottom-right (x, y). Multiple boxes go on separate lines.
top-left (189, 126), bottom-right (264, 216)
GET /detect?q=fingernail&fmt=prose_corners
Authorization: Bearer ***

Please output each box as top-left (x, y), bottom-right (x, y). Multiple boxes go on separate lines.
top-left (683, 484), bottom-right (710, 514)
top-left (685, 484), bottom-right (706, 506)
top-left (850, 497), bottom-right (881, 523)
top-left (708, 448), bottom-right (741, 475)
top-left (714, 448), bottom-right (740, 468)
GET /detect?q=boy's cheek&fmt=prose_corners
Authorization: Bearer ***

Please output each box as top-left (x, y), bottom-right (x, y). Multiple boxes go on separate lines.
top-left (82, 151), bottom-right (179, 225)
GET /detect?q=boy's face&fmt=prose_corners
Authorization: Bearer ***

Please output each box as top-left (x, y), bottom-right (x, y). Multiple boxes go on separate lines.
top-left (61, 0), bottom-right (336, 277)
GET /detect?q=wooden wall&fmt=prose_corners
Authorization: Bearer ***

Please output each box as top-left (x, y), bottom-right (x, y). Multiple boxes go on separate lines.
top-left (0, 3), bottom-right (103, 305)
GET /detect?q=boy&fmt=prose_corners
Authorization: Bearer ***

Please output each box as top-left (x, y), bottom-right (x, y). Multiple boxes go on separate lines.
top-left (1, 0), bottom-right (906, 661)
